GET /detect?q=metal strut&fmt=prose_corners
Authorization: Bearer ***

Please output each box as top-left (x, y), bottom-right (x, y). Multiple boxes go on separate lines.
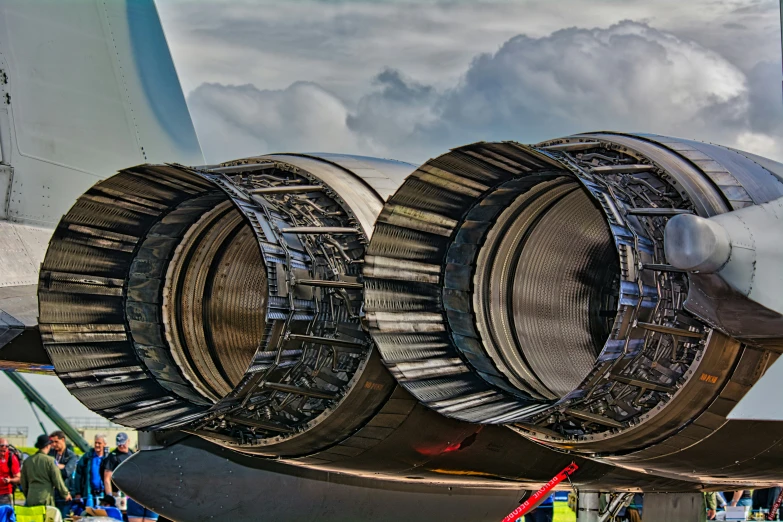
top-left (193, 161), bottom-right (372, 445)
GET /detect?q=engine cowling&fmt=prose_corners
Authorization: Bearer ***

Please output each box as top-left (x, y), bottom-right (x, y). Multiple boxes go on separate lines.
top-left (364, 133), bottom-right (783, 461)
top-left (38, 154), bottom-right (413, 456)
top-left (38, 133), bottom-right (783, 485)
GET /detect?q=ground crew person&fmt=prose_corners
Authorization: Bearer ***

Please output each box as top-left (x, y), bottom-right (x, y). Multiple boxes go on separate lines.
top-left (20, 434), bottom-right (72, 507)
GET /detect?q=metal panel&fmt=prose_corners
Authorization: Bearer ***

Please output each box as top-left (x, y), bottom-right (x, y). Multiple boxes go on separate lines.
top-left (730, 149), bottom-right (783, 184)
top-left (113, 435), bottom-right (526, 522)
top-left (0, 0), bottom-right (202, 226)
top-left (264, 153), bottom-right (388, 237)
top-left (664, 198), bottom-right (783, 340)
top-left (0, 165), bottom-right (10, 219)
top-left (0, 221), bottom-right (51, 288)
top-left (299, 153), bottom-right (417, 201)
top-left (637, 134), bottom-right (783, 206)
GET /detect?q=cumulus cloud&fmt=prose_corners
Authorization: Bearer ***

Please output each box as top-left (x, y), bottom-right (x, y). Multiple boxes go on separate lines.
top-left (423, 21), bottom-right (752, 148)
top-left (346, 69), bottom-right (439, 155)
top-left (188, 21), bottom-right (782, 164)
top-left (161, 0), bottom-right (778, 95)
top-left (747, 61), bottom-right (783, 137)
top-left (189, 81), bottom-right (362, 162)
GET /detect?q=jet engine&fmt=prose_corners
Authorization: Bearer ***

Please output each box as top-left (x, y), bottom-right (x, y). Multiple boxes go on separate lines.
top-left (38, 134), bottom-right (783, 485)
top-left (365, 133), bottom-right (783, 482)
top-left (38, 154), bottom-right (413, 456)
top-left (39, 150), bottom-right (696, 493)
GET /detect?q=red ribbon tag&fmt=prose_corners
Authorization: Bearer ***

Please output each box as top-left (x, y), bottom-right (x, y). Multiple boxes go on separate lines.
top-left (501, 462), bottom-right (579, 522)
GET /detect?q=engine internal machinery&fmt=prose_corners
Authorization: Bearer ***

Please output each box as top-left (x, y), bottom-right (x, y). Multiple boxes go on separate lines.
top-left (38, 154), bottom-right (411, 456)
top-left (364, 133), bottom-right (783, 455)
top-left (38, 133), bottom-right (783, 466)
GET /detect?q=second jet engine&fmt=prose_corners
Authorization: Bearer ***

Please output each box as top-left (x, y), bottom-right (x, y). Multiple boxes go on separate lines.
top-left (365, 133), bottom-right (783, 482)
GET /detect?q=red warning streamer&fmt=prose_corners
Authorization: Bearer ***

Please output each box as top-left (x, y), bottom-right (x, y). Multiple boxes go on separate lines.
top-left (501, 462), bottom-right (579, 522)
top-left (767, 488), bottom-right (783, 520)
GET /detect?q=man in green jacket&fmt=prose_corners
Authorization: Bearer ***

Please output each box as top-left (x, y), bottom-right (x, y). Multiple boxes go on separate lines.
top-left (20, 435), bottom-right (72, 507)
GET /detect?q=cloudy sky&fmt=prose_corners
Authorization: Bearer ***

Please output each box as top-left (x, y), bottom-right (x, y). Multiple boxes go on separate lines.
top-left (5, 0), bottom-right (782, 444)
top-left (157, 0), bottom-right (782, 163)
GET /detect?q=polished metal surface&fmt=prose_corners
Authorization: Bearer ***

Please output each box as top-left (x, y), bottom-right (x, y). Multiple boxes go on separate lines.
top-left (162, 199), bottom-right (266, 402)
top-left (664, 214), bottom-right (732, 273)
top-left (665, 196), bottom-right (783, 342)
top-left (193, 156), bottom-right (395, 454)
top-left (365, 143), bottom-right (568, 424)
top-left (364, 139), bottom-right (712, 445)
top-left (475, 178), bottom-right (584, 401)
top-left (112, 434), bottom-right (526, 522)
top-left (39, 165), bottom-right (217, 427)
top-left (37, 155), bottom-right (411, 457)
top-left (286, 153), bottom-right (418, 201)
top-left (495, 186), bottom-right (616, 398)
top-left (111, 433), bottom-right (713, 522)
top-left (512, 134), bottom-right (782, 458)
top-left (35, 133), bottom-right (783, 487)
top-left (365, 133), bottom-right (783, 460)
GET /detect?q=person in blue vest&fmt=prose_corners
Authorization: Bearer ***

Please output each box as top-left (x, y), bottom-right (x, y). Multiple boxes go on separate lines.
top-left (524, 493), bottom-right (554, 522)
top-left (73, 434), bottom-right (108, 507)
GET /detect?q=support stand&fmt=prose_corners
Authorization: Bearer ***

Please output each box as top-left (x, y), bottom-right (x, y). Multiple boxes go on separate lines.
top-left (643, 493), bottom-right (706, 522)
top-left (577, 492), bottom-right (600, 522)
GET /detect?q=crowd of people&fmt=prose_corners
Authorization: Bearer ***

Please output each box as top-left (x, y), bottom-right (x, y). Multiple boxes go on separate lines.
top-left (0, 431), bottom-right (158, 521)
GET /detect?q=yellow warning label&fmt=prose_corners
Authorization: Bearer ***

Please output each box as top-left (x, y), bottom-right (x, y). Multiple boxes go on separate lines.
top-left (699, 373), bottom-right (718, 384)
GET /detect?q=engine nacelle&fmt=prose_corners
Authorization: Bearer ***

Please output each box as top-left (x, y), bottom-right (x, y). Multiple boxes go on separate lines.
top-left (38, 154), bottom-right (412, 456)
top-left (38, 133), bottom-right (783, 485)
top-left (364, 133), bottom-right (783, 466)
